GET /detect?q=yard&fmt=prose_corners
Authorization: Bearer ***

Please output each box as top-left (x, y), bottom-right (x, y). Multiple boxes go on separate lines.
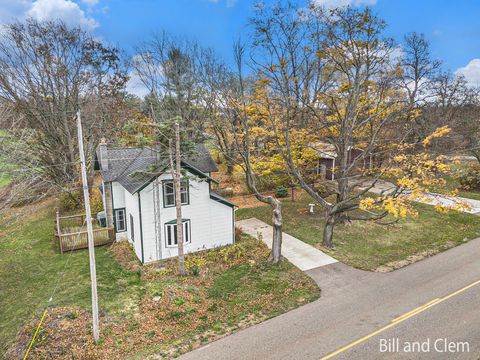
top-left (236, 192), bottom-right (480, 271)
top-left (1, 200), bottom-right (319, 359)
top-left (0, 130), bottom-right (12, 189)
top-left (432, 159), bottom-right (480, 200)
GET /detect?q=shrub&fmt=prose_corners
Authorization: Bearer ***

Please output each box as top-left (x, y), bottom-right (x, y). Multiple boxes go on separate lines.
top-left (90, 188), bottom-right (104, 215)
top-left (59, 190), bottom-right (82, 211)
top-left (458, 165), bottom-right (480, 191)
top-left (275, 186), bottom-right (289, 198)
top-left (235, 227), bottom-right (243, 242)
top-left (185, 256), bottom-right (206, 276)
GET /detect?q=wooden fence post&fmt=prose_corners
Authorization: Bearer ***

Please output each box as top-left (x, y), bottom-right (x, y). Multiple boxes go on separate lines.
top-left (56, 208), bottom-right (63, 254)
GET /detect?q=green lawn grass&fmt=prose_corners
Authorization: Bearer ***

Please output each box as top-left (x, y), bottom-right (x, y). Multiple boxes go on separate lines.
top-left (236, 193), bottom-right (480, 271)
top-left (0, 204), bottom-right (143, 355)
top-left (0, 129), bottom-right (12, 189)
top-left (0, 176), bottom-right (9, 188)
top-left (0, 159), bottom-right (11, 189)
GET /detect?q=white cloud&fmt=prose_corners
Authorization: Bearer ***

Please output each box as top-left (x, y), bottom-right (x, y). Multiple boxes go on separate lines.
top-left (126, 71), bottom-right (150, 98)
top-left (389, 45), bottom-right (404, 63)
top-left (0, 0), bottom-right (99, 30)
top-left (456, 59), bottom-right (480, 86)
top-left (26, 0), bottom-right (98, 29)
top-left (311, 0), bottom-right (377, 9)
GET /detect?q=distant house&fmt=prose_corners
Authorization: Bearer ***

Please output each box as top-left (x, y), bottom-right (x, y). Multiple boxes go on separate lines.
top-left (94, 140), bottom-right (235, 264)
top-left (312, 142), bottom-right (372, 180)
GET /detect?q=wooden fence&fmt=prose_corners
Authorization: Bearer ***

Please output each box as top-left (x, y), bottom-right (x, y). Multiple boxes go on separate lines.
top-left (55, 209), bottom-right (114, 253)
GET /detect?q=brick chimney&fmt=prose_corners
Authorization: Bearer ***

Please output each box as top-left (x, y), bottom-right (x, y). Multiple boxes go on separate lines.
top-left (99, 137), bottom-right (109, 170)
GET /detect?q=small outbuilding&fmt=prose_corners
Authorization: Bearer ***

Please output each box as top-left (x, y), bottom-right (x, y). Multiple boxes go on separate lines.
top-left (312, 142), bottom-right (372, 180)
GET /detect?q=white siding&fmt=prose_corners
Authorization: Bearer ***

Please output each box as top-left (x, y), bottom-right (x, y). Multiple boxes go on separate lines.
top-left (138, 171), bottom-right (234, 263)
top-left (124, 189), bottom-right (143, 261)
top-left (111, 182), bottom-right (125, 208)
top-left (111, 182), bottom-right (127, 240)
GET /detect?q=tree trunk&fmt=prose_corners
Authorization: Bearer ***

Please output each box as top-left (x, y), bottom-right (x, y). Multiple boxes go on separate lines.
top-left (170, 122), bottom-right (185, 276)
top-left (270, 198), bottom-right (282, 263)
top-left (322, 212), bottom-right (335, 248)
top-left (225, 148), bottom-right (235, 175)
top-left (226, 160), bottom-right (234, 176)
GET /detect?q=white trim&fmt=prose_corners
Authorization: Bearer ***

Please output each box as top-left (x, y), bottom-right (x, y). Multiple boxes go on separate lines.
top-left (115, 208), bottom-right (127, 232)
top-left (163, 180), bottom-right (189, 207)
top-left (165, 219), bottom-right (191, 247)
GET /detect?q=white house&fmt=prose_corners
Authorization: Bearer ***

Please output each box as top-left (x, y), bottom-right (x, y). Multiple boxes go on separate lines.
top-left (94, 141), bottom-right (236, 264)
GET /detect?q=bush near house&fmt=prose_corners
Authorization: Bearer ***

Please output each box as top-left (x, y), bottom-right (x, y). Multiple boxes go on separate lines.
top-left (275, 186), bottom-right (289, 198)
top-left (457, 164), bottom-right (480, 191)
top-left (3, 200), bottom-right (320, 360)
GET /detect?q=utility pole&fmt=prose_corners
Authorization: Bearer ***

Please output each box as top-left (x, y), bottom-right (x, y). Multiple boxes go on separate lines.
top-left (76, 110), bottom-right (100, 342)
top-left (169, 120), bottom-right (185, 276)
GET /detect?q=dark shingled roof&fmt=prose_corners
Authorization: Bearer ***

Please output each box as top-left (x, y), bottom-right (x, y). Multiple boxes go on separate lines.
top-left (95, 144), bottom-right (218, 194)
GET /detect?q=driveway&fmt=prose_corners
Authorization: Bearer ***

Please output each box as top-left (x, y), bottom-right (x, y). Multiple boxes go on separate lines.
top-left (356, 179), bottom-right (480, 214)
top-left (237, 218), bottom-right (337, 271)
top-left (179, 237), bottom-right (480, 360)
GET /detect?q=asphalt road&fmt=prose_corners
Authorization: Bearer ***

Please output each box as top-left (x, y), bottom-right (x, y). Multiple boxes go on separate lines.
top-left (179, 237), bottom-right (480, 360)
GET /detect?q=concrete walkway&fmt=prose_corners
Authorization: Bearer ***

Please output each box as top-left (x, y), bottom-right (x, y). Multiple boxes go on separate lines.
top-left (357, 178), bottom-right (480, 214)
top-left (236, 218), bottom-right (337, 271)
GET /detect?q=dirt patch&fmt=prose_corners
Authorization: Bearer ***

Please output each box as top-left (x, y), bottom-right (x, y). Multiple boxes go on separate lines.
top-left (374, 241), bottom-right (458, 272)
top-left (228, 190), bottom-right (296, 209)
top-left (0, 197), bottom-right (56, 228)
top-left (108, 241), bottom-right (142, 272)
top-left (5, 307), bottom-right (113, 360)
top-left (228, 194), bottom-right (269, 208)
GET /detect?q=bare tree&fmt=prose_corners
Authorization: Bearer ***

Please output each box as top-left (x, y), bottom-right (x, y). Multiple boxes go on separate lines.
top-left (132, 32), bottom-right (207, 140)
top-left (429, 73), bottom-right (480, 159)
top-left (397, 32), bottom-right (441, 141)
top-left (0, 19), bottom-right (128, 198)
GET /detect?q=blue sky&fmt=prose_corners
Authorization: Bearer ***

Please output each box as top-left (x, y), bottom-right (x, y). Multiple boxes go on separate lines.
top-left (1, 0), bottom-right (480, 93)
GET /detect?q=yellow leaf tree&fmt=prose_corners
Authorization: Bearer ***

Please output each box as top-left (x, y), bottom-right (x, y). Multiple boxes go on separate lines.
top-left (250, 3), bottom-right (458, 247)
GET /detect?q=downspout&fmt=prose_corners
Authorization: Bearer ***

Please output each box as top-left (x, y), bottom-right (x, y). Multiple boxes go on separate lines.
top-left (138, 193), bottom-right (145, 264)
top-left (331, 158), bottom-right (336, 180)
top-left (110, 182), bottom-right (115, 232)
top-left (101, 182), bottom-right (107, 214)
top-left (232, 207), bottom-right (236, 244)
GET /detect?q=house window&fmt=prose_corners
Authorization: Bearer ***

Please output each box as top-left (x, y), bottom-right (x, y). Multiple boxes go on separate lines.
top-left (114, 208), bottom-right (126, 232)
top-left (165, 219), bottom-right (191, 247)
top-left (163, 180), bottom-right (189, 207)
top-left (130, 214), bottom-right (135, 242)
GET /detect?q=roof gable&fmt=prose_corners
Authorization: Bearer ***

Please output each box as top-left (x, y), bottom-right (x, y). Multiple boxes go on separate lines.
top-left (96, 143), bottom-right (218, 194)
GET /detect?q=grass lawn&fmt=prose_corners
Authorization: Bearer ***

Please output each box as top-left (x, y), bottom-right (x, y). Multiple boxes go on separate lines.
top-left (0, 161), bottom-right (11, 189)
top-left (0, 201), bottom-right (143, 357)
top-left (0, 175), bottom-right (9, 188)
top-left (0, 130), bottom-right (12, 189)
top-left (1, 200), bottom-right (319, 359)
top-left (236, 193), bottom-right (480, 271)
